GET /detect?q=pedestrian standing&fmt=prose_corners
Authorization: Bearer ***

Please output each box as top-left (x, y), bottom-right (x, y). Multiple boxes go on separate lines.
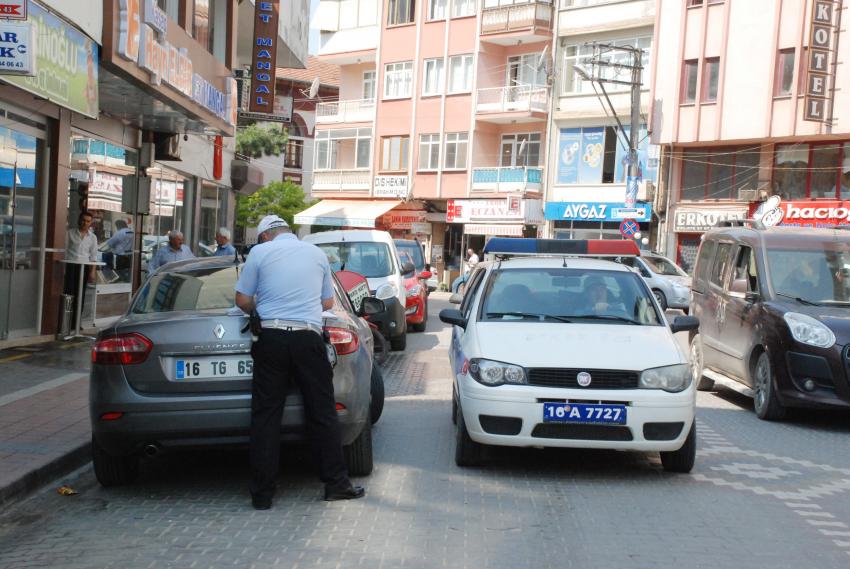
top-left (64, 211), bottom-right (99, 326)
top-left (213, 227), bottom-right (236, 257)
top-left (148, 230), bottom-right (194, 272)
top-left (234, 214), bottom-right (364, 509)
top-left (105, 219), bottom-right (134, 272)
top-left (465, 248), bottom-right (480, 273)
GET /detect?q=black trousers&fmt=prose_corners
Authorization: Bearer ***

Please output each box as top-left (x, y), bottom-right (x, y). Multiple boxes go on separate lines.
top-left (249, 329), bottom-right (349, 500)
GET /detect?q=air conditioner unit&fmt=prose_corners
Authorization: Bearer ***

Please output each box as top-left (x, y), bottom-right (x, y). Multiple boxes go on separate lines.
top-left (153, 133), bottom-right (181, 161)
top-left (231, 159), bottom-right (264, 196)
top-left (738, 188), bottom-right (758, 202)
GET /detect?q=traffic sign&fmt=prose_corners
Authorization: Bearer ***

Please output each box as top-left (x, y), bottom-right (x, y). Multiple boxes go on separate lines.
top-left (619, 218), bottom-right (639, 238)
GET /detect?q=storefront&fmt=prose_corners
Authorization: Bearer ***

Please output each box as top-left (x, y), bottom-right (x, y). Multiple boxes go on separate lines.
top-left (670, 205), bottom-right (749, 273)
top-left (545, 200), bottom-right (652, 242)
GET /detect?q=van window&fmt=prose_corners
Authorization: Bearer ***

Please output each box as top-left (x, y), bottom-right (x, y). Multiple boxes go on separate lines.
top-left (694, 240), bottom-right (717, 291)
top-left (710, 243), bottom-right (732, 288)
top-left (318, 242), bottom-right (394, 278)
top-left (731, 246), bottom-right (758, 293)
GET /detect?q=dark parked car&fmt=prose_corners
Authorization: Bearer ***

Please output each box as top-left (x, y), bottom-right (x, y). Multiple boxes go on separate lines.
top-left (90, 257), bottom-right (386, 486)
top-left (689, 221), bottom-right (850, 420)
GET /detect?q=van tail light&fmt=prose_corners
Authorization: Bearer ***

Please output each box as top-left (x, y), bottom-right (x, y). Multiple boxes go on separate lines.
top-left (324, 327), bottom-right (359, 356)
top-left (92, 333), bottom-right (153, 365)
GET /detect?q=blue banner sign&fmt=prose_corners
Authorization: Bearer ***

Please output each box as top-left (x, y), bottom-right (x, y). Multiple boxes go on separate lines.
top-left (545, 201), bottom-right (652, 223)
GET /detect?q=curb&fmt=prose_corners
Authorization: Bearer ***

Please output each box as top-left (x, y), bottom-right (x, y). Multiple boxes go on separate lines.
top-left (0, 441), bottom-right (92, 509)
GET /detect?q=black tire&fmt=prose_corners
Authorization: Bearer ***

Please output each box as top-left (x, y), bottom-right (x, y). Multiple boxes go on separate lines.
top-left (371, 327), bottom-right (389, 366)
top-left (411, 303), bottom-right (427, 332)
top-left (91, 435), bottom-right (139, 487)
top-left (451, 387), bottom-right (458, 425)
top-left (689, 334), bottom-right (715, 391)
top-left (753, 351), bottom-right (787, 421)
top-left (370, 364), bottom-right (385, 425)
top-left (660, 422), bottom-right (696, 473)
top-left (344, 422), bottom-right (373, 476)
top-left (390, 331), bottom-right (407, 351)
top-left (653, 289), bottom-right (668, 311)
top-left (455, 404), bottom-right (484, 467)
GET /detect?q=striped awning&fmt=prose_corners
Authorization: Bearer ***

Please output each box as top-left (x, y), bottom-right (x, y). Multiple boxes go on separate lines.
top-left (464, 224), bottom-right (524, 237)
top-left (294, 199), bottom-right (401, 228)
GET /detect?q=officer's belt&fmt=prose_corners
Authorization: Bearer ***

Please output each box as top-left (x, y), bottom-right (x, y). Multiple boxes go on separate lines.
top-left (260, 319), bottom-right (322, 335)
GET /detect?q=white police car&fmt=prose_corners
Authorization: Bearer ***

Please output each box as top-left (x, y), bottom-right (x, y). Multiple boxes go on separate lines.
top-left (439, 239), bottom-right (700, 472)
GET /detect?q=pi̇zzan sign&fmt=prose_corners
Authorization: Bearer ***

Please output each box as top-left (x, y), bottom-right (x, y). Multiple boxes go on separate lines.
top-left (804, 0), bottom-right (840, 122)
top-left (248, 0), bottom-right (279, 114)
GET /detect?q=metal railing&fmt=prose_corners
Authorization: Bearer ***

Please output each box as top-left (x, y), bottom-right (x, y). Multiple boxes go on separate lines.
top-left (481, 1), bottom-right (553, 35)
top-left (476, 85), bottom-right (549, 114)
top-left (316, 99), bottom-right (376, 124)
top-left (472, 167), bottom-right (543, 192)
top-left (312, 169), bottom-right (371, 191)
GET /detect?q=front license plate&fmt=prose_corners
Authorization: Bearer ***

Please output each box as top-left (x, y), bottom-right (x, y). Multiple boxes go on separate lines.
top-left (542, 403), bottom-right (627, 425)
top-left (174, 357), bottom-right (253, 380)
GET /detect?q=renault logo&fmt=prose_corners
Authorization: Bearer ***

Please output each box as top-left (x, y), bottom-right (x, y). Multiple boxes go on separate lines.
top-left (577, 371), bottom-right (592, 387)
top-left (213, 324), bottom-right (226, 339)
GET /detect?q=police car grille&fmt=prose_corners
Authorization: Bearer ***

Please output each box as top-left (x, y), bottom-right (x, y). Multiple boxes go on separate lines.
top-left (527, 368), bottom-right (639, 389)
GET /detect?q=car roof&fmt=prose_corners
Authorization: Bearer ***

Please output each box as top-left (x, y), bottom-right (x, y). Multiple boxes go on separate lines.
top-left (485, 257), bottom-right (634, 272)
top-left (704, 225), bottom-right (850, 249)
top-left (303, 229), bottom-right (394, 244)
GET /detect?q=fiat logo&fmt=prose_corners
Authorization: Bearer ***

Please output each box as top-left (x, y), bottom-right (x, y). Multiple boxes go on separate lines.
top-left (577, 372), bottom-right (592, 387)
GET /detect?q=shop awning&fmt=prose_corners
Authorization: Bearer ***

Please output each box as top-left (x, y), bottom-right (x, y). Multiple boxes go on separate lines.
top-left (464, 224), bottom-right (524, 237)
top-left (294, 200), bottom-right (401, 228)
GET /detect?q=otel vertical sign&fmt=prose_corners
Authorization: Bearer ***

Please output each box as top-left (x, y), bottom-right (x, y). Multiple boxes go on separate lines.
top-left (248, 0), bottom-right (279, 114)
top-left (804, 0), bottom-right (840, 122)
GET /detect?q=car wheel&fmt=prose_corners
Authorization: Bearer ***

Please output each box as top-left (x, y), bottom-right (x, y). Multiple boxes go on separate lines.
top-left (753, 351), bottom-right (787, 421)
top-left (411, 302), bottom-right (427, 332)
top-left (344, 422), bottom-right (374, 476)
top-left (371, 327), bottom-right (389, 366)
top-left (451, 387), bottom-right (458, 425)
top-left (390, 331), bottom-right (407, 351)
top-left (689, 334), bottom-right (714, 391)
top-left (92, 435), bottom-right (139, 487)
top-left (455, 403), bottom-right (484, 467)
top-left (653, 289), bottom-right (668, 311)
top-left (660, 422), bottom-right (696, 473)
top-left (370, 364), bottom-right (385, 425)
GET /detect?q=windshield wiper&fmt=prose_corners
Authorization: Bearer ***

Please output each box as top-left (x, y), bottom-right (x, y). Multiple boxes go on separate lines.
top-left (568, 314), bottom-right (643, 325)
top-left (485, 312), bottom-right (573, 323)
top-left (776, 292), bottom-right (823, 306)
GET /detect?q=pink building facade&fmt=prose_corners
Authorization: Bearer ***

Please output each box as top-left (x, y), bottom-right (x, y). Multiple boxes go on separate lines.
top-left (652, 0), bottom-right (850, 272)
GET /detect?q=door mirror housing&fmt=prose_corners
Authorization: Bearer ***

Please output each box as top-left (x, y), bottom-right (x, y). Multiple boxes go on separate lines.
top-left (449, 293), bottom-right (463, 304)
top-left (439, 308), bottom-right (467, 328)
top-left (401, 261), bottom-right (416, 276)
top-left (418, 270), bottom-right (433, 280)
top-left (358, 296), bottom-right (386, 317)
top-left (744, 291), bottom-right (759, 303)
top-left (670, 315), bottom-right (700, 334)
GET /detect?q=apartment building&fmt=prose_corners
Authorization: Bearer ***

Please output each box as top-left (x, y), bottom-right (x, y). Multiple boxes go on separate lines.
top-left (544, 0), bottom-right (657, 244)
top-left (300, 0), bottom-right (554, 283)
top-left (652, 0), bottom-right (850, 272)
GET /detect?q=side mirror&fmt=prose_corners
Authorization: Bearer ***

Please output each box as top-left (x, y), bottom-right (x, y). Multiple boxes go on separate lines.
top-left (439, 308), bottom-right (467, 328)
top-left (729, 278), bottom-right (748, 295)
top-left (359, 296), bottom-right (386, 317)
top-left (744, 291), bottom-right (759, 304)
top-left (401, 261), bottom-right (416, 276)
top-left (418, 270), bottom-right (433, 280)
top-left (449, 293), bottom-right (463, 304)
top-left (670, 315), bottom-right (700, 334)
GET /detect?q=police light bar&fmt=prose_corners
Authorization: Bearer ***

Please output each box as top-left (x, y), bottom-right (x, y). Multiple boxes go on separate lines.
top-left (483, 238), bottom-right (640, 257)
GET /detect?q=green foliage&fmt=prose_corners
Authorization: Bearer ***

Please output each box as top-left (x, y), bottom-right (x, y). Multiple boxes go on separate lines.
top-left (235, 123), bottom-right (288, 158)
top-left (236, 180), bottom-right (314, 230)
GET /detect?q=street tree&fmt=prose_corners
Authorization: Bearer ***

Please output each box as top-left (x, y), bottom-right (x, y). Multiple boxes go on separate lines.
top-left (236, 180), bottom-right (314, 230)
top-left (236, 123), bottom-right (289, 158)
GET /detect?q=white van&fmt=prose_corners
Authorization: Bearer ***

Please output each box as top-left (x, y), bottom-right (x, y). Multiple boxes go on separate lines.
top-left (303, 229), bottom-right (411, 351)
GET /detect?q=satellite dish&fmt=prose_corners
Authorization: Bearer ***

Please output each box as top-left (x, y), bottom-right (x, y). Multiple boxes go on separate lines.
top-left (307, 77), bottom-right (320, 99)
top-left (536, 45), bottom-right (549, 71)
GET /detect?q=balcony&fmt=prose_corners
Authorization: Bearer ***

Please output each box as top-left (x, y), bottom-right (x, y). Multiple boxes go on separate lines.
top-left (472, 167), bottom-right (543, 193)
top-left (476, 86), bottom-right (549, 123)
top-left (481, 1), bottom-right (554, 45)
top-left (316, 99), bottom-right (376, 124)
top-left (312, 169), bottom-right (371, 193)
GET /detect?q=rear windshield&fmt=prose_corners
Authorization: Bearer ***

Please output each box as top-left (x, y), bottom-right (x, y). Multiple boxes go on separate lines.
top-left (131, 266), bottom-right (238, 313)
top-left (318, 242), bottom-right (394, 278)
top-left (395, 241), bottom-right (425, 271)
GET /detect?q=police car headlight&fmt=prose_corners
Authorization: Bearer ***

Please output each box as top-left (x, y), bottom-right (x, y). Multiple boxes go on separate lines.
top-left (784, 312), bottom-right (835, 348)
top-left (406, 284), bottom-right (423, 297)
top-left (469, 358), bottom-right (527, 386)
top-left (375, 283), bottom-right (399, 300)
top-left (639, 364), bottom-right (691, 393)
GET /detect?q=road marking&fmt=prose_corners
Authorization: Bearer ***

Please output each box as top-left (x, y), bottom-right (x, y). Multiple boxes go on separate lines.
top-left (820, 530), bottom-right (850, 537)
top-left (786, 502), bottom-right (822, 509)
top-left (796, 511), bottom-right (836, 518)
top-left (833, 540), bottom-right (850, 547)
top-left (0, 372), bottom-right (87, 408)
top-left (0, 353), bottom-right (31, 363)
top-left (807, 520), bottom-right (848, 528)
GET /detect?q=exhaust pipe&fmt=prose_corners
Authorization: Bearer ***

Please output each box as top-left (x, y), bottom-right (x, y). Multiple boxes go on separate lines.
top-left (143, 444), bottom-right (160, 457)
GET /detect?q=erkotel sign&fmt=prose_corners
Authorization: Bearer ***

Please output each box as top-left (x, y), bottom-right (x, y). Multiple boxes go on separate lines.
top-left (804, 0), bottom-right (840, 122)
top-left (248, 0), bottom-right (280, 113)
top-left (673, 207), bottom-right (748, 232)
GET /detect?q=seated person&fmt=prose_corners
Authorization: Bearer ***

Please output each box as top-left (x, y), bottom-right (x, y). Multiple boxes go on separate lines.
top-left (581, 276), bottom-right (626, 316)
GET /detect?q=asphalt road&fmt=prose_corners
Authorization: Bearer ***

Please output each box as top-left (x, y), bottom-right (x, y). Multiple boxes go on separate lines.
top-left (1, 294), bottom-right (849, 568)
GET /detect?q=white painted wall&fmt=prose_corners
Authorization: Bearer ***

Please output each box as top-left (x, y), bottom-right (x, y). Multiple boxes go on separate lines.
top-left (41, 0), bottom-right (102, 43)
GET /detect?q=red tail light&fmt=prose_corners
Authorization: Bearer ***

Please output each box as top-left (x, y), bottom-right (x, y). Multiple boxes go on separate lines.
top-left (92, 333), bottom-right (153, 365)
top-left (324, 327), bottom-right (359, 355)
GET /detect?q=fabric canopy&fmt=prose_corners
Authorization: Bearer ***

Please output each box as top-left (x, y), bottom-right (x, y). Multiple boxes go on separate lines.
top-left (294, 199), bottom-right (401, 228)
top-left (464, 224), bottom-right (524, 237)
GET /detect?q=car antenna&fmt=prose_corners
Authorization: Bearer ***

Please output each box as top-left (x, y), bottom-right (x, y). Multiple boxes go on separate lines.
top-left (562, 256), bottom-right (568, 267)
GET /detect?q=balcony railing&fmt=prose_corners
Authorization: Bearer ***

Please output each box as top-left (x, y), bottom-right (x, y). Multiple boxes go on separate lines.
top-left (472, 167), bottom-right (543, 192)
top-left (482, 1), bottom-right (553, 35)
top-left (312, 169), bottom-right (371, 191)
top-left (476, 86), bottom-right (549, 114)
top-left (316, 99), bottom-right (375, 124)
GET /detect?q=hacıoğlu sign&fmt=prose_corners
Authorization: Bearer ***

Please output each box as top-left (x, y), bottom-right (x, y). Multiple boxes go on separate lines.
top-left (751, 195), bottom-right (850, 227)
top-left (673, 207), bottom-right (748, 232)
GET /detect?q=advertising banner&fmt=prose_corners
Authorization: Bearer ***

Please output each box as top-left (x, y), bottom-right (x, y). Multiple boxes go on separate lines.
top-left (545, 201), bottom-right (651, 223)
top-left (578, 127), bottom-right (605, 184)
top-left (557, 128), bottom-right (581, 184)
top-left (614, 126), bottom-right (659, 184)
top-left (751, 196), bottom-right (850, 228)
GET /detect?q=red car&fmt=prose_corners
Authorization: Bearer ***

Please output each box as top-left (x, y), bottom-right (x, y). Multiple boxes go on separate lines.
top-left (398, 250), bottom-right (431, 332)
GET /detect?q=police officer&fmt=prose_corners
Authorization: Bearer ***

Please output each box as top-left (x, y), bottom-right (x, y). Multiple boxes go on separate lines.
top-left (234, 214), bottom-right (364, 509)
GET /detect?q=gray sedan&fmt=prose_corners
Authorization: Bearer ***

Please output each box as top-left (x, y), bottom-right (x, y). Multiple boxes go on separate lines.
top-left (89, 257), bottom-right (385, 486)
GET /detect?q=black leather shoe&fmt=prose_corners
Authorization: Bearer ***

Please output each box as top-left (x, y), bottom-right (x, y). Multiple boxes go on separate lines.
top-left (324, 484), bottom-right (365, 501)
top-left (252, 496), bottom-right (272, 510)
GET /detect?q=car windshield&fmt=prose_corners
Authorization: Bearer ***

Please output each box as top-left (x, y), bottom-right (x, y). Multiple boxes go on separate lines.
top-left (395, 241), bottom-right (425, 271)
top-left (318, 242), bottom-right (394, 278)
top-left (643, 256), bottom-right (688, 277)
top-left (131, 266), bottom-right (239, 313)
top-left (480, 268), bottom-right (662, 325)
top-left (767, 248), bottom-right (850, 304)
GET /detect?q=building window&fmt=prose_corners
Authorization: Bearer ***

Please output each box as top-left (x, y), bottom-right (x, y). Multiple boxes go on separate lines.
top-left (501, 133), bottom-right (541, 167)
top-left (428, 0), bottom-right (447, 19)
top-left (680, 146), bottom-right (760, 201)
top-left (562, 36), bottom-right (652, 95)
top-left (419, 134), bottom-right (441, 171)
top-left (775, 49), bottom-right (795, 97)
top-left (384, 61), bottom-right (413, 99)
top-left (363, 71), bottom-right (376, 100)
top-left (774, 142), bottom-right (850, 200)
top-left (702, 57), bottom-right (719, 102)
top-left (452, 0), bottom-right (475, 17)
top-left (444, 132), bottom-right (468, 169)
top-left (682, 60), bottom-right (698, 104)
top-left (315, 128), bottom-right (372, 171)
top-left (387, 0), bottom-right (415, 25)
top-left (422, 58), bottom-right (445, 96)
top-left (448, 54), bottom-right (473, 93)
top-left (284, 139), bottom-right (303, 169)
top-left (193, 0), bottom-right (214, 53)
top-left (381, 136), bottom-right (410, 171)
top-left (339, 0), bottom-right (379, 29)
top-left (508, 53), bottom-right (547, 87)
top-left (688, 0), bottom-right (703, 6)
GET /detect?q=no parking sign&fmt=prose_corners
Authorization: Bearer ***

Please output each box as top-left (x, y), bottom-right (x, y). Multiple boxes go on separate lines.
top-left (619, 218), bottom-right (639, 238)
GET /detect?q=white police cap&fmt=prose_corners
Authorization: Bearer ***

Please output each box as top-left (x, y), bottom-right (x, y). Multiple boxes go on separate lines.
top-left (257, 214), bottom-right (289, 235)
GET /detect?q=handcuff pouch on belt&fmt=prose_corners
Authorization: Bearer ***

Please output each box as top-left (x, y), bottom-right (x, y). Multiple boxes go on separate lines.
top-left (240, 310), bottom-right (262, 342)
